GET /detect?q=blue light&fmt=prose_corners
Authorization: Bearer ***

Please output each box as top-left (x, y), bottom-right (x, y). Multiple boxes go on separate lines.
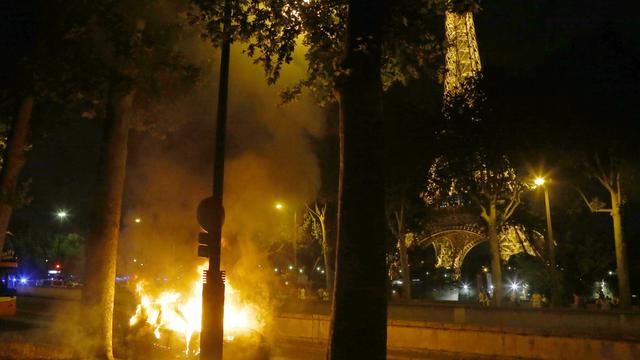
top-left (20, 277), bottom-right (28, 284)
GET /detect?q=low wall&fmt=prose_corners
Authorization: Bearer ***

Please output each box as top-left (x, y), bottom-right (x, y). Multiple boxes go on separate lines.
top-left (274, 302), bottom-right (640, 360)
top-left (16, 287), bottom-right (640, 358)
top-left (280, 301), bottom-right (640, 340)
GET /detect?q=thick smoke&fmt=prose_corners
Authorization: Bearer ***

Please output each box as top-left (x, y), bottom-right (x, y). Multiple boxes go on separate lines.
top-left (118, 9), bottom-right (325, 309)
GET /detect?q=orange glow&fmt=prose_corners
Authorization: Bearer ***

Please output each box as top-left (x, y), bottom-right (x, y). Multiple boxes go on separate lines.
top-left (128, 263), bottom-right (264, 355)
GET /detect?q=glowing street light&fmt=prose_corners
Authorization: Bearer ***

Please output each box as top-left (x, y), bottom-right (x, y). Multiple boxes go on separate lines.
top-left (534, 175), bottom-right (559, 306)
top-left (56, 210), bottom-right (68, 220)
top-left (461, 282), bottom-right (470, 293)
top-left (274, 201), bottom-right (299, 270)
top-left (134, 218), bottom-right (141, 223)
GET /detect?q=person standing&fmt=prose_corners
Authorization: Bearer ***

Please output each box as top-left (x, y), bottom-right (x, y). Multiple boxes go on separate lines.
top-left (531, 292), bottom-right (542, 308)
top-left (572, 293), bottom-right (580, 309)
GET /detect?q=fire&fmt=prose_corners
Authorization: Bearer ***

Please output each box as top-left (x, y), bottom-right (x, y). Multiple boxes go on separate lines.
top-left (128, 264), bottom-right (264, 355)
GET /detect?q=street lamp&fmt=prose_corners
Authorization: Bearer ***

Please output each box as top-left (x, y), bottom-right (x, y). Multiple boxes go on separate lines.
top-left (274, 202), bottom-right (298, 270)
top-left (534, 176), bottom-right (560, 306)
top-left (56, 210), bottom-right (68, 220)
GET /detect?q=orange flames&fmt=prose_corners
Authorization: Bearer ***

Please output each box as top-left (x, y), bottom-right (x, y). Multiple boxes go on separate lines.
top-left (128, 264), bottom-right (264, 356)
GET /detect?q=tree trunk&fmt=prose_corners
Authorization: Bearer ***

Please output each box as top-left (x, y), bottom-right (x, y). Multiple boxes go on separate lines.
top-left (0, 95), bottom-right (34, 255)
top-left (81, 83), bottom-right (134, 360)
top-left (320, 220), bottom-right (334, 293)
top-left (398, 233), bottom-right (412, 300)
top-left (611, 191), bottom-right (631, 310)
top-left (486, 205), bottom-right (502, 306)
top-left (328, 0), bottom-right (387, 359)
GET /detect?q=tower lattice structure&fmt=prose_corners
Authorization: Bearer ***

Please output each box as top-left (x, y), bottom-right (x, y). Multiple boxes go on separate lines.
top-left (443, 10), bottom-right (482, 97)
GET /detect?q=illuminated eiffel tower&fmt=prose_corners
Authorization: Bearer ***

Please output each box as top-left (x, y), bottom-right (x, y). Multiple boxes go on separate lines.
top-left (428, 9), bottom-right (544, 279)
top-left (443, 10), bottom-right (482, 97)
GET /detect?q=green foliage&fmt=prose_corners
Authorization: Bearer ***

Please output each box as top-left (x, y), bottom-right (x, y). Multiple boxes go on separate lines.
top-left (447, 0), bottom-right (482, 14)
top-left (556, 213), bottom-right (615, 295)
top-left (508, 254), bottom-right (551, 294)
top-left (12, 231), bottom-right (85, 271)
top-left (422, 76), bottom-right (528, 226)
top-left (23, 0), bottom-right (202, 136)
top-left (1, 0), bottom-right (203, 138)
top-left (301, 210), bottom-right (322, 244)
top-left (193, 0), bottom-right (449, 104)
top-left (422, 151), bottom-right (528, 231)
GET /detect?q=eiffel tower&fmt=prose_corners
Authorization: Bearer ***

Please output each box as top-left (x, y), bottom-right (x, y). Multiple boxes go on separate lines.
top-left (421, 9), bottom-right (541, 279)
top-left (443, 10), bottom-right (482, 97)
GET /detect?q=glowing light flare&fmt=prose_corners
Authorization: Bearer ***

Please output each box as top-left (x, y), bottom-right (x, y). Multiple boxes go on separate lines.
top-left (534, 177), bottom-right (545, 186)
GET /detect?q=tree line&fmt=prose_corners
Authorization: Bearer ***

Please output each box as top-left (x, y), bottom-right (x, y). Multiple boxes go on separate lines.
top-left (1, 0), bottom-right (638, 359)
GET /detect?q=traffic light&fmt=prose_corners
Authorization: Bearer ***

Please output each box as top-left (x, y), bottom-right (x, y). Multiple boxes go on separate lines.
top-left (198, 232), bottom-right (211, 258)
top-left (196, 196), bottom-right (224, 259)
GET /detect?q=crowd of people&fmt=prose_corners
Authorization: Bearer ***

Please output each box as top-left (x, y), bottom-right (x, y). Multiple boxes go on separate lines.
top-left (476, 289), bottom-right (620, 310)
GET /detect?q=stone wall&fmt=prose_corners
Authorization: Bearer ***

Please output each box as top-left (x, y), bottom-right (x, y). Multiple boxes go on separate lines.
top-left (274, 302), bottom-right (640, 359)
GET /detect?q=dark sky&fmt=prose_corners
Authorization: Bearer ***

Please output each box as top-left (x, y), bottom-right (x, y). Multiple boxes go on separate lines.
top-left (3, 0), bottom-right (639, 240)
top-left (385, 0), bottom-right (639, 178)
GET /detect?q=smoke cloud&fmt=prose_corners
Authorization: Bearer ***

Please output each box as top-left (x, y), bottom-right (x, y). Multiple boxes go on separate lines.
top-left (118, 5), bottom-right (325, 309)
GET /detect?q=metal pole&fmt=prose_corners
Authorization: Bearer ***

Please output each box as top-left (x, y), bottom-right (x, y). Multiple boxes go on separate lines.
top-left (201, 0), bottom-right (232, 358)
top-left (544, 186), bottom-right (559, 306)
top-left (293, 210), bottom-right (297, 270)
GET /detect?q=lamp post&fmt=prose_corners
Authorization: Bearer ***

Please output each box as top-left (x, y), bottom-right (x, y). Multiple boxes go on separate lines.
top-left (275, 202), bottom-right (298, 270)
top-left (534, 177), bottom-right (560, 306)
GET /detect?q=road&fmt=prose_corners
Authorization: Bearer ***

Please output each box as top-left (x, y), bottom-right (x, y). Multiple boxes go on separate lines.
top-left (0, 295), bottom-right (327, 360)
top-left (1, 295), bottom-right (467, 360)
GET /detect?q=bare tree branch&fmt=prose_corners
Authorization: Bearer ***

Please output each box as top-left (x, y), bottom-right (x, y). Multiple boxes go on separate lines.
top-left (576, 188), bottom-right (612, 213)
top-left (502, 189), bottom-right (521, 221)
top-left (471, 194), bottom-right (490, 222)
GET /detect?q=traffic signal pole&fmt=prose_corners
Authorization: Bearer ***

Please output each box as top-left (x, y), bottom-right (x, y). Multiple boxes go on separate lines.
top-left (200, 0), bottom-right (232, 358)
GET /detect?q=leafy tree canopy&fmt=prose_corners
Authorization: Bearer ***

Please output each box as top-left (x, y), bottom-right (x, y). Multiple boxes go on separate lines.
top-left (192, 0), bottom-right (458, 104)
